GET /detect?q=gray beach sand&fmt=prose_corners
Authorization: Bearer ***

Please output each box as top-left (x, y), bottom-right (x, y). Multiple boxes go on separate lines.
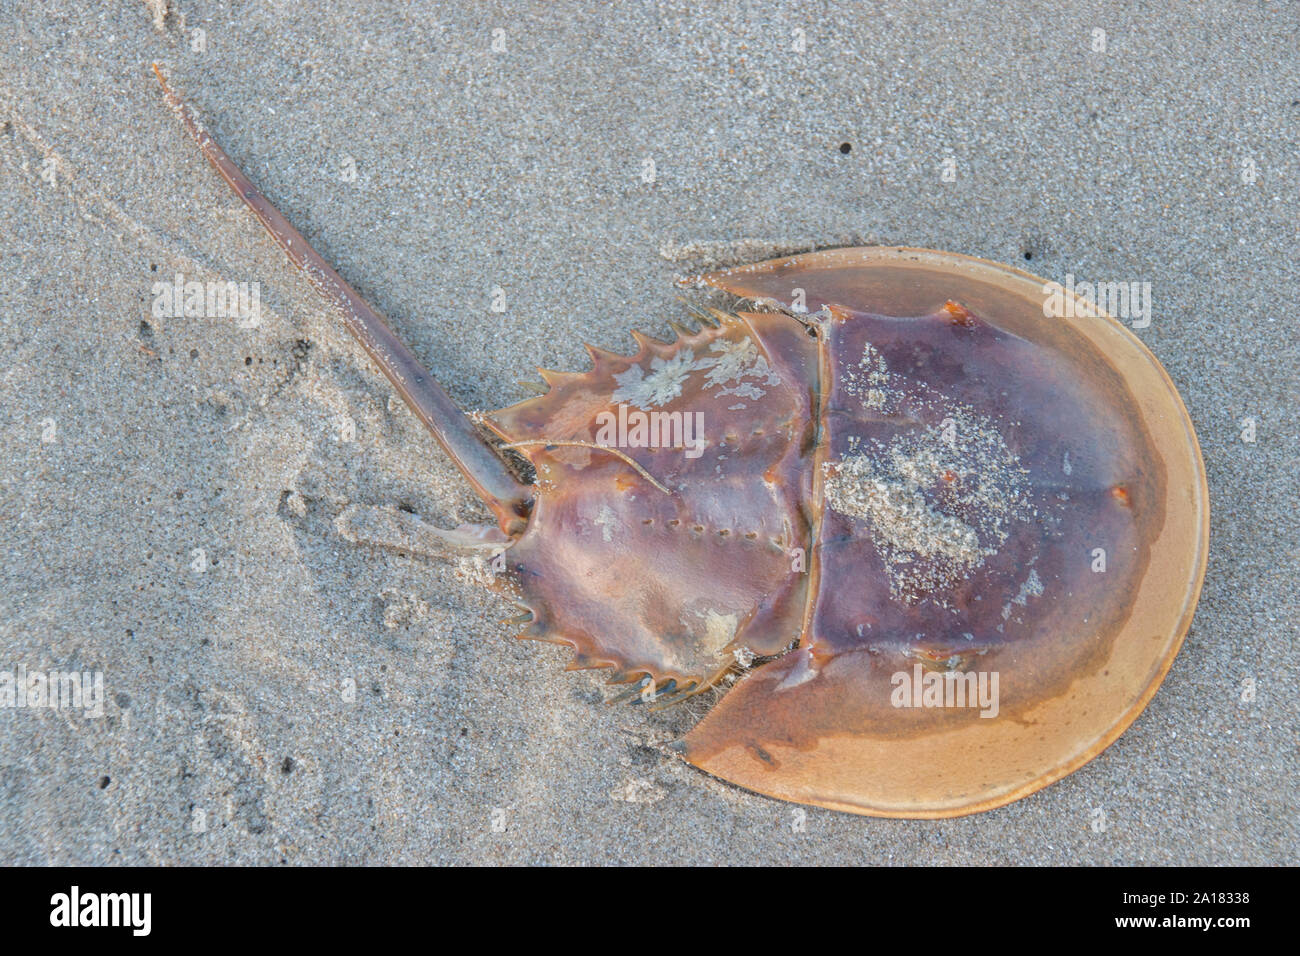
top-left (0, 1), bottom-right (1296, 864)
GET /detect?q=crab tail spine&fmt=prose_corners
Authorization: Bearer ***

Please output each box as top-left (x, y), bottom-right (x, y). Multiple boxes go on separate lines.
top-left (151, 64), bottom-right (533, 534)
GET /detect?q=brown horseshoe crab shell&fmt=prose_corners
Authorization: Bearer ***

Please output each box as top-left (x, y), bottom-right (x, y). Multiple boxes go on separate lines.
top-left (155, 67), bottom-right (1209, 818)
top-left (487, 247), bottom-right (1208, 817)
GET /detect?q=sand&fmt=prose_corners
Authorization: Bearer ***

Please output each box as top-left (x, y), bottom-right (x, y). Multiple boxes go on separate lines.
top-left (0, 0), bottom-right (1295, 864)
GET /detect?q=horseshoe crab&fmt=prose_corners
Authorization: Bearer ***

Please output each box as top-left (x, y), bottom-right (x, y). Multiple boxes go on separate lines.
top-left (153, 67), bottom-right (1208, 817)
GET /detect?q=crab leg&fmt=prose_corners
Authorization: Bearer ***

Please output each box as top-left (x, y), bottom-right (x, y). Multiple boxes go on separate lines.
top-left (152, 64), bottom-right (533, 534)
